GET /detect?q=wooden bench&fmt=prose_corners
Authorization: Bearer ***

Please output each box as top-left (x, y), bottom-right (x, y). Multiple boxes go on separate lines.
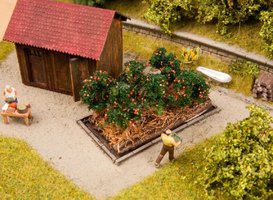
top-left (1, 108), bottom-right (32, 126)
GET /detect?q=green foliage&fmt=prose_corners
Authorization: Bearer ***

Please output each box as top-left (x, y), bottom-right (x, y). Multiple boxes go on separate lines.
top-left (260, 11), bottom-right (273, 57)
top-left (228, 60), bottom-right (260, 77)
top-left (197, 0), bottom-right (268, 35)
top-left (166, 70), bottom-right (209, 107)
top-left (0, 137), bottom-right (93, 199)
top-left (149, 47), bottom-right (181, 82)
top-left (201, 105), bottom-right (273, 199)
top-left (149, 47), bottom-right (168, 68)
top-left (81, 48), bottom-right (209, 129)
top-left (176, 70), bottom-right (209, 101)
top-left (80, 70), bottom-right (114, 111)
top-left (73, 0), bottom-right (105, 7)
top-left (168, 74), bottom-right (192, 107)
top-left (107, 81), bottom-right (142, 129)
top-left (144, 0), bottom-right (273, 56)
top-left (145, 0), bottom-right (271, 35)
top-left (142, 74), bottom-right (167, 109)
top-left (117, 60), bottom-right (145, 92)
top-left (144, 0), bottom-right (195, 34)
top-left (106, 61), bottom-right (145, 128)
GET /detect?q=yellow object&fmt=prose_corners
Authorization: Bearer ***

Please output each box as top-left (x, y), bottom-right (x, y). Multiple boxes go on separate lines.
top-left (181, 47), bottom-right (201, 63)
top-left (161, 133), bottom-right (181, 147)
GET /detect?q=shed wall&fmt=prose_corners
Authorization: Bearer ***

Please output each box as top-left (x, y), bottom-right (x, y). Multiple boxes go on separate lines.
top-left (99, 18), bottom-right (123, 78)
top-left (15, 45), bottom-right (73, 95)
top-left (69, 57), bottom-right (97, 101)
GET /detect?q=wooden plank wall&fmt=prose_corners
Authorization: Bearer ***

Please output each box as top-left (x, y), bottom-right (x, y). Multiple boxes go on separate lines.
top-left (99, 18), bottom-right (123, 78)
top-left (15, 45), bottom-right (72, 95)
top-left (51, 52), bottom-right (71, 94)
top-left (15, 44), bottom-right (31, 85)
top-left (15, 24), bottom-right (121, 99)
top-left (69, 57), bottom-right (97, 101)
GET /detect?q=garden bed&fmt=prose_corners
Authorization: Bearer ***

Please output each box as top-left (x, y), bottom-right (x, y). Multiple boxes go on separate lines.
top-left (77, 99), bottom-right (220, 164)
top-left (77, 47), bottom-right (219, 164)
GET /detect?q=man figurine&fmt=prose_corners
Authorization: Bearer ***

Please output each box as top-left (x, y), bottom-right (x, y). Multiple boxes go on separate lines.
top-left (155, 129), bottom-right (182, 168)
top-left (3, 85), bottom-right (18, 103)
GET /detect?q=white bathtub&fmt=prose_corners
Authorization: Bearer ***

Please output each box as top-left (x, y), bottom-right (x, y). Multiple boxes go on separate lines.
top-left (196, 66), bottom-right (232, 83)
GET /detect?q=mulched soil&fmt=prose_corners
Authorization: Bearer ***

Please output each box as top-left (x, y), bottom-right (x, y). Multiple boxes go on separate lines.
top-left (88, 99), bottom-right (213, 155)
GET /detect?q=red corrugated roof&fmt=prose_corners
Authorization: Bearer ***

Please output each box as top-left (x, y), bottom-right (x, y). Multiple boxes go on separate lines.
top-left (3, 0), bottom-right (119, 60)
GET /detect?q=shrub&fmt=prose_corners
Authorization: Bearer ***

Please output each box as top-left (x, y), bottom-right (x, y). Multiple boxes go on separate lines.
top-left (196, 0), bottom-right (268, 35)
top-left (142, 74), bottom-right (167, 109)
top-left (201, 105), bottom-right (273, 199)
top-left (149, 47), bottom-right (168, 68)
top-left (228, 60), bottom-right (260, 77)
top-left (150, 47), bottom-right (181, 82)
top-left (117, 60), bottom-right (145, 93)
top-left (260, 11), bottom-right (273, 57)
top-left (183, 70), bottom-right (209, 101)
top-left (167, 74), bottom-right (192, 107)
top-left (80, 70), bottom-right (114, 111)
top-left (145, 0), bottom-right (272, 42)
top-left (173, 70), bottom-right (209, 106)
top-left (197, 0), bottom-right (268, 35)
top-left (107, 81), bottom-right (142, 129)
top-left (144, 0), bottom-right (195, 34)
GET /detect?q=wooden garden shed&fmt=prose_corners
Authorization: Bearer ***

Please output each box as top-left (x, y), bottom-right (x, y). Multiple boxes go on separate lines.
top-left (3, 0), bottom-right (127, 101)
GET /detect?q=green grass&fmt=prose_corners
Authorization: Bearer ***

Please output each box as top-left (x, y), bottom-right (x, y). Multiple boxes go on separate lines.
top-left (123, 30), bottom-right (188, 61)
top-left (106, 0), bottom-right (149, 19)
top-left (0, 41), bottom-right (14, 63)
top-left (106, 0), bottom-right (268, 58)
top-left (0, 134), bottom-right (229, 200)
top-left (195, 56), bottom-right (254, 96)
top-left (123, 30), bottom-right (253, 96)
top-left (175, 21), bottom-right (267, 57)
top-left (0, 136), bottom-right (93, 200)
top-left (109, 135), bottom-right (229, 200)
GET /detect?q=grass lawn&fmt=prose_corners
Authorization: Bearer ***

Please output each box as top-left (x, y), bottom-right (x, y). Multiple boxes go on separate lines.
top-left (0, 41), bottom-right (14, 63)
top-left (175, 21), bottom-right (266, 57)
top-left (106, 0), bottom-right (148, 20)
top-left (0, 136), bottom-right (93, 200)
top-left (106, 0), bottom-right (268, 58)
top-left (0, 135), bottom-right (228, 200)
top-left (123, 30), bottom-right (253, 96)
top-left (110, 135), bottom-right (229, 200)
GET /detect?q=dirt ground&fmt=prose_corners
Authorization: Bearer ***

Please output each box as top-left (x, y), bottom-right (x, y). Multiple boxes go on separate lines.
top-left (0, 51), bottom-right (273, 199)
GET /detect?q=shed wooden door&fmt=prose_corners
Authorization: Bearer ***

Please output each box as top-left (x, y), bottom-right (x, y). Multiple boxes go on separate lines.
top-left (52, 52), bottom-right (72, 94)
top-left (24, 47), bottom-right (72, 95)
top-left (25, 48), bottom-right (48, 88)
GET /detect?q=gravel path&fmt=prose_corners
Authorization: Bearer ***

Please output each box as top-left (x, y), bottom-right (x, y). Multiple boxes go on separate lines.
top-left (0, 51), bottom-right (273, 199)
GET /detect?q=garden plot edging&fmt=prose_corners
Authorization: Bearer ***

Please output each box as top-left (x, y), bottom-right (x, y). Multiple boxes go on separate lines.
top-left (77, 105), bottom-right (221, 165)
